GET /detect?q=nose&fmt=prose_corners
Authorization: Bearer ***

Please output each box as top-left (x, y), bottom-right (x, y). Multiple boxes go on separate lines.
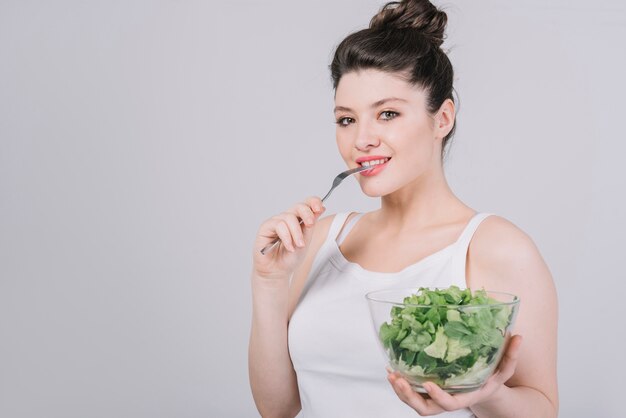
top-left (354, 124), bottom-right (380, 151)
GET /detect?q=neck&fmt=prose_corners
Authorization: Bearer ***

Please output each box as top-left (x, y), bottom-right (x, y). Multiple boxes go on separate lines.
top-left (377, 167), bottom-right (470, 231)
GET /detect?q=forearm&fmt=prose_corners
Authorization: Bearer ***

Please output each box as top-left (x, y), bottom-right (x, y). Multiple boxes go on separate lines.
top-left (249, 274), bottom-right (301, 417)
top-left (470, 385), bottom-right (557, 418)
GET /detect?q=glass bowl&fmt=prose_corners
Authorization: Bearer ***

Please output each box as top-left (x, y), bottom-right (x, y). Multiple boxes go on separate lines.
top-left (366, 287), bottom-right (519, 394)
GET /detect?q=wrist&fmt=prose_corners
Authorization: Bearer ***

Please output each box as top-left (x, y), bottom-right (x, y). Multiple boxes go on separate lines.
top-left (251, 271), bottom-right (291, 289)
top-left (251, 272), bottom-right (291, 324)
top-left (471, 383), bottom-right (510, 415)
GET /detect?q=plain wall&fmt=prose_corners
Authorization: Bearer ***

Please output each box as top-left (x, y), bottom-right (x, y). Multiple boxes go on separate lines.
top-left (1, 0), bottom-right (625, 417)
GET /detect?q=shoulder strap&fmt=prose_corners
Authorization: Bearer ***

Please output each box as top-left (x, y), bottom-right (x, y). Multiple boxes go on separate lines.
top-left (451, 213), bottom-right (494, 284)
top-left (327, 212), bottom-right (352, 242)
top-left (456, 213), bottom-right (493, 249)
top-left (336, 212), bottom-right (364, 245)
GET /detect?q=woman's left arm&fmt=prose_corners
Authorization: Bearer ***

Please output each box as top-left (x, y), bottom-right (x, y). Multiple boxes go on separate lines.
top-left (388, 216), bottom-right (559, 417)
top-left (467, 216), bottom-right (558, 417)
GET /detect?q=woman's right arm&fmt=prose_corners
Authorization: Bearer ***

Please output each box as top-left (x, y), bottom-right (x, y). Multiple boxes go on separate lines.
top-left (248, 197), bottom-right (329, 418)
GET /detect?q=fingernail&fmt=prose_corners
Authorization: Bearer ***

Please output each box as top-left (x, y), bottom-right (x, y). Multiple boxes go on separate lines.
top-left (297, 239), bottom-right (305, 247)
top-left (423, 383), bottom-right (431, 392)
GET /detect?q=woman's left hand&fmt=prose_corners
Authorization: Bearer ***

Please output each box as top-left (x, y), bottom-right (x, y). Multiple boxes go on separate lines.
top-left (387, 335), bottom-right (523, 416)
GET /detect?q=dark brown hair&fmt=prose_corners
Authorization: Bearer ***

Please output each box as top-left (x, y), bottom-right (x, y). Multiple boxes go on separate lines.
top-left (330, 0), bottom-right (456, 155)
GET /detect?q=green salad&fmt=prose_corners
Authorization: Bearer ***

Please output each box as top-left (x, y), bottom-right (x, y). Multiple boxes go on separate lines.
top-left (379, 286), bottom-right (514, 386)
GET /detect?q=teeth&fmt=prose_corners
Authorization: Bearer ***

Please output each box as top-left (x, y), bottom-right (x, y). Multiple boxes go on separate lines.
top-left (360, 158), bottom-right (389, 167)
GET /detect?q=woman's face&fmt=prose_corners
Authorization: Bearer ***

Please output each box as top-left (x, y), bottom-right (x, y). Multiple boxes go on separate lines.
top-left (334, 69), bottom-right (443, 197)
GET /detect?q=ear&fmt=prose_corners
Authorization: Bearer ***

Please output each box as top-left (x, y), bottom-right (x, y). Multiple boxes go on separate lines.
top-left (434, 99), bottom-right (456, 140)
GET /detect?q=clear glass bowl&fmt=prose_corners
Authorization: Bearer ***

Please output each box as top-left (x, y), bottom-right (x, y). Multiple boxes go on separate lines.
top-left (366, 287), bottom-right (520, 394)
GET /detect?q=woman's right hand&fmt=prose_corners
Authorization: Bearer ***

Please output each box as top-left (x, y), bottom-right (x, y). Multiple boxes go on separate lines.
top-left (252, 196), bottom-right (326, 280)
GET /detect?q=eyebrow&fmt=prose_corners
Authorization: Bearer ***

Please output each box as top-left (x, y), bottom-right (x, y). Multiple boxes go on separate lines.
top-left (333, 97), bottom-right (408, 113)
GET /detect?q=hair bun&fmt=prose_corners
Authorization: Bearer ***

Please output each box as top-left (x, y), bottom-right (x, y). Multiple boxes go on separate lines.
top-left (369, 0), bottom-right (447, 48)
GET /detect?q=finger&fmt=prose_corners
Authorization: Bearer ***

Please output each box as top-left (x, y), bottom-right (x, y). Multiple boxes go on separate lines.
top-left (291, 203), bottom-right (316, 227)
top-left (421, 382), bottom-right (464, 412)
top-left (388, 374), bottom-right (444, 416)
top-left (279, 212), bottom-right (306, 249)
top-left (311, 205), bottom-right (326, 222)
top-left (304, 196), bottom-right (325, 214)
top-left (274, 219), bottom-right (295, 252)
top-left (257, 217), bottom-right (282, 243)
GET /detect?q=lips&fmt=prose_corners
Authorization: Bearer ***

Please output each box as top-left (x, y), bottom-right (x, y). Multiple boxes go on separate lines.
top-left (356, 155), bottom-right (391, 177)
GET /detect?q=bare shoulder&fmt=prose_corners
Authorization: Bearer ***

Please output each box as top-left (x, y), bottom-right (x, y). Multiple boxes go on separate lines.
top-left (472, 215), bottom-right (540, 266)
top-left (287, 214), bottom-right (336, 318)
top-left (467, 215), bottom-right (550, 291)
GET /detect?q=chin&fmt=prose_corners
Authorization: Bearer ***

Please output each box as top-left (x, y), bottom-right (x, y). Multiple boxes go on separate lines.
top-left (359, 184), bottom-right (393, 198)
top-left (362, 190), bottom-right (383, 198)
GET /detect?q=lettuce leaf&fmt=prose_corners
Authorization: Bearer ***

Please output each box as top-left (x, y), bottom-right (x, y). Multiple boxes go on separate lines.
top-left (379, 286), bottom-right (514, 386)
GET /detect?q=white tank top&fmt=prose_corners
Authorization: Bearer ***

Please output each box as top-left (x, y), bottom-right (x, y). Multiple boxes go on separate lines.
top-left (288, 212), bottom-right (493, 418)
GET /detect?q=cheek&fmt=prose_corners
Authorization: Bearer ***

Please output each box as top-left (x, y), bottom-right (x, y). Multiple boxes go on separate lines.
top-left (336, 135), bottom-right (352, 161)
top-left (396, 137), bottom-right (435, 172)
top-left (404, 122), bottom-right (437, 155)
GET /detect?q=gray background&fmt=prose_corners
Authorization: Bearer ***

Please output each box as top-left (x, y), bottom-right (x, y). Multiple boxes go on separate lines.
top-left (1, 0), bottom-right (624, 417)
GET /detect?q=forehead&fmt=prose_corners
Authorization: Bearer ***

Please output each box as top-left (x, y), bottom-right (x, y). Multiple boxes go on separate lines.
top-left (334, 69), bottom-right (426, 107)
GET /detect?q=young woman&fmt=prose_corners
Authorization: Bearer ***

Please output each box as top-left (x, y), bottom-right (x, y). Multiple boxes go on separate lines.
top-left (249, 1), bottom-right (558, 417)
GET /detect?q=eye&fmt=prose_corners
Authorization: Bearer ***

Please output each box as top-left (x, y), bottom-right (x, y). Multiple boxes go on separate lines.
top-left (335, 117), bottom-right (355, 127)
top-left (380, 110), bottom-right (399, 121)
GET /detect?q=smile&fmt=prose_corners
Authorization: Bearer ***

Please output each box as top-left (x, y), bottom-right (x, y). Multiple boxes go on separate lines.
top-left (356, 157), bottom-right (391, 177)
top-left (359, 157), bottom-right (390, 167)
